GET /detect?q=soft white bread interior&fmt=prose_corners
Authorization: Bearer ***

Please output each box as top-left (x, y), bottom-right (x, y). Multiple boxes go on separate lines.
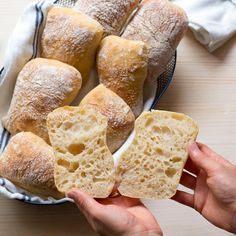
top-left (117, 110), bottom-right (198, 199)
top-left (0, 132), bottom-right (63, 199)
top-left (47, 106), bottom-right (115, 198)
top-left (79, 84), bottom-right (135, 153)
top-left (122, 0), bottom-right (188, 83)
top-left (97, 35), bottom-right (148, 117)
top-left (2, 58), bottom-right (82, 143)
top-left (41, 7), bottom-right (103, 85)
top-left (74, 0), bottom-right (139, 37)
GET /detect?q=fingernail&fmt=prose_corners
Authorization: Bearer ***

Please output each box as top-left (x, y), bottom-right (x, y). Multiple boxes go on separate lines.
top-left (189, 142), bottom-right (201, 157)
top-left (67, 189), bottom-right (78, 199)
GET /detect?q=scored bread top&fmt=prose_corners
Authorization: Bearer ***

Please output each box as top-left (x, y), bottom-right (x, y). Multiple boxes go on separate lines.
top-left (41, 7), bottom-right (104, 85)
top-left (2, 58), bottom-right (82, 143)
top-left (74, 0), bottom-right (139, 37)
top-left (79, 84), bottom-right (135, 153)
top-left (97, 35), bottom-right (148, 117)
top-left (47, 106), bottom-right (115, 198)
top-left (0, 132), bottom-right (63, 199)
top-left (117, 110), bottom-right (198, 199)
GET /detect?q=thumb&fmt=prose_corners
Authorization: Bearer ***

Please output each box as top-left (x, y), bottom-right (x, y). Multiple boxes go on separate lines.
top-left (188, 142), bottom-right (221, 174)
top-left (67, 189), bottom-right (102, 216)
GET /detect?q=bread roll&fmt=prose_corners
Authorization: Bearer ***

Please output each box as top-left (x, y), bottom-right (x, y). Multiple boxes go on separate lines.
top-left (74, 0), bottom-right (139, 37)
top-left (122, 0), bottom-right (188, 83)
top-left (0, 132), bottom-right (63, 199)
top-left (41, 7), bottom-right (103, 85)
top-left (2, 58), bottom-right (82, 143)
top-left (97, 36), bottom-right (148, 117)
top-left (117, 110), bottom-right (198, 199)
top-left (47, 106), bottom-right (115, 198)
top-left (79, 84), bottom-right (135, 153)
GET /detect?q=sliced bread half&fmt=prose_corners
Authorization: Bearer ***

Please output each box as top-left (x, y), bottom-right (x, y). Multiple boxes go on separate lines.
top-left (116, 110), bottom-right (198, 199)
top-left (47, 106), bottom-right (115, 198)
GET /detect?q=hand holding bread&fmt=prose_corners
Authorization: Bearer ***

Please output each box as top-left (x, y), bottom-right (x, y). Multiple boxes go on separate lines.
top-left (1, 0), bottom-right (191, 201)
top-left (46, 107), bottom-right (198, 199)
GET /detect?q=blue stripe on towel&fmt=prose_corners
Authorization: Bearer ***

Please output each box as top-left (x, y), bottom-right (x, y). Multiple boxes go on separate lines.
top-left (2, 178), bottom-right (6, 187)
top-left (3, 131), bottom-right (10, 150)
top-left (0, 128), bottom-right (6, 149)
top-left (0, 67), bottom-right (4, 76)
top-left (31, 1), bottom-right (45, 59)
top-left (0, 129), bottom-right (10, 154)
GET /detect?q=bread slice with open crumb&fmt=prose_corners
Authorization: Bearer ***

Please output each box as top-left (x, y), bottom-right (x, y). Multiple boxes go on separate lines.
top-left (47, 106), bottom-right (115, 198)
top-left (116, 110), bottom-right (198, 199)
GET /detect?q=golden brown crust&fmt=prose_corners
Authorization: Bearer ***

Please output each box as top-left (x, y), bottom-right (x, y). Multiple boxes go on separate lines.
top-left (0, 132), bottom-right (63, 199)
top-left (41, 7), bottom-right (103, 85)
top-left (79, 84), bottom-right (135, 153)
top-left (74, 0), bottom-right (139, 37)
top-left (97, 36), bottom-right (148, 117)
top-left (122, 0), bottom-right (188, 83)
top-left (2, 58), bottom-right (82, 143)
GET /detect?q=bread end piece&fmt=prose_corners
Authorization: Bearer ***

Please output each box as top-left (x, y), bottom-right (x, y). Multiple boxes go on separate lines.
top-left (117, 110), bottom-right (198, 199)
top-left (47, 106), bottom-right (115, 198)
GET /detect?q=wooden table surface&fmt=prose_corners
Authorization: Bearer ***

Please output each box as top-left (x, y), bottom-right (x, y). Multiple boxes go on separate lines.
top-left (0, 1), bottom-right (235, 236)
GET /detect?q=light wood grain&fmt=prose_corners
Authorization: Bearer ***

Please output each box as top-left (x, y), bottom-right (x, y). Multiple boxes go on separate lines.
top-left (0, 1), bottom-right (235, 236)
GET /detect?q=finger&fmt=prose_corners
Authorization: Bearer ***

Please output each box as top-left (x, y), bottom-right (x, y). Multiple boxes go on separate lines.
top-left (67, 189), bottom-right (103, 216)
top-left (188, 143), bottom-right (221, 174)
top-left (197, 142), bottom-right (231, 166)
top-left (97, 196), bottom-right (141, 208)
top-left (197, 142), bottom-right (218, 158)
top-left (180, 171), bottom-right (196, 190)
top-left (184, 158), bottom-right (199, 175)
top-left (171, 190), bottom-right (194, 208)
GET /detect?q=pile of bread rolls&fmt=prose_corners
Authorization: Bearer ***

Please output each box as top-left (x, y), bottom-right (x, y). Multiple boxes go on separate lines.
top-left (0, 0), bottom-right (192, 199)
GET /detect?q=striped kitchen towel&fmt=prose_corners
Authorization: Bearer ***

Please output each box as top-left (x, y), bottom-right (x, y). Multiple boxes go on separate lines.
top-left (0, 0), bottom-right (72, 204)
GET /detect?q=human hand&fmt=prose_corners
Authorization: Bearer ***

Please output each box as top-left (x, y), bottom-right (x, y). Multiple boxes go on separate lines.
top-left (172, 142), bottom-right (236, 233)
top-left (68, 190), bottom-right (162, 236)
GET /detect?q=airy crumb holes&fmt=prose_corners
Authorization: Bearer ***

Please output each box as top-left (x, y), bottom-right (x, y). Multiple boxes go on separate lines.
top-left (68, 143), bottom-right (85, 155)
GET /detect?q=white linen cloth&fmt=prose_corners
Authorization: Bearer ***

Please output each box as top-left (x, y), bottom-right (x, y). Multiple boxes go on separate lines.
top-left (172, 0), bottom-right (236, 52)
top-left (0, 0), bottom-right (72, 204)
